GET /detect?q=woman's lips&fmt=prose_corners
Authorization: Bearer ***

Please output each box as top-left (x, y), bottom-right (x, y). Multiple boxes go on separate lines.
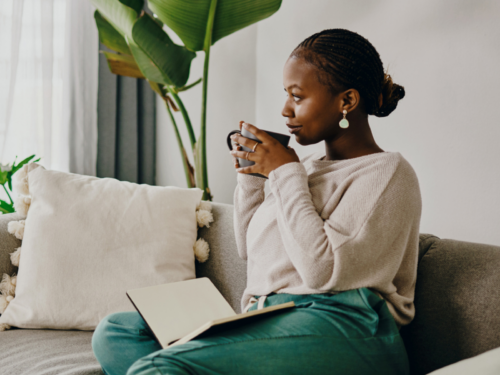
top-left (287, 124), bottom-right (302, 134)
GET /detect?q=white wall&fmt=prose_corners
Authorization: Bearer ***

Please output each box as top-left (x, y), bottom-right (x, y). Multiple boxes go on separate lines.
top-left (157, 1), bottom-right (500, 246)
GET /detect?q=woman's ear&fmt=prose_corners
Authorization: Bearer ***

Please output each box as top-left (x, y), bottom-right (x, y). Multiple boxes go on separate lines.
top-left (339, 89), bottom-right (361, 112)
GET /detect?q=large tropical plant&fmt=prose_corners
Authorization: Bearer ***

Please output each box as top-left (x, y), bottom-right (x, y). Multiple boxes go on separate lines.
top-left (90, 0), bottom-right (282, 200)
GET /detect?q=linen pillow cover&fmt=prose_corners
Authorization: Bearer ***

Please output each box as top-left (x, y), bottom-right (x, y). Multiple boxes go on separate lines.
top-left (0, 164), bottom-right (213, 331)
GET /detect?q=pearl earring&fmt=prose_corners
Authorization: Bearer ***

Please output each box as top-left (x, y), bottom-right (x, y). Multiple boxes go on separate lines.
top-left (339, 110), bottom-right (349, 129)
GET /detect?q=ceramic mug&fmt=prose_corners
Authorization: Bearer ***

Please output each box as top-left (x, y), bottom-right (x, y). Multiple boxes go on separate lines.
top-left (226, 128), bottom-right (291, 179)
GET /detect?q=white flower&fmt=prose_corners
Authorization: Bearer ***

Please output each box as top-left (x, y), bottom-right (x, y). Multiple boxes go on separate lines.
top-left (7, 220), bottom-right (25, 240)
top-left (196, 200), bottom-right (212, 212)
top-left (0, 163), bottom-right (12, 172)
top-left (10, 247), bottom-right (21, 267)
top-left (196, 209), bottom-right (214, 228)
top-left (193, 238), bottom-right (210, 263)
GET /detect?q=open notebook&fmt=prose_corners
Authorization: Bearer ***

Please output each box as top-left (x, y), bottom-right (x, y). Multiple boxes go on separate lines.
top-left (126, 277), bottom-right (295, 349)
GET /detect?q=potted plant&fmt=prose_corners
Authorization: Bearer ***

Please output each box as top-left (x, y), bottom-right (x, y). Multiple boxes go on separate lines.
top-left (90, 0), bottom-right (282, 200)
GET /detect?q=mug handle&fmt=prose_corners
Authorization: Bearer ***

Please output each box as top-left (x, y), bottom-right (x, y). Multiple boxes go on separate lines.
top-left (226, 130), bottom-right (241, 151)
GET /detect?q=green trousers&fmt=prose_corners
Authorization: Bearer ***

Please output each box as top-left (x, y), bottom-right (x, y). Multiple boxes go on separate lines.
top-left (92, 288), bottom-right (410, 375)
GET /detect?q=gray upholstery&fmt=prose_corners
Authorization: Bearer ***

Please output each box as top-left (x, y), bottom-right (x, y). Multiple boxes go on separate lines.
top-left (196, 202), bottom-right (246, 313)
top-left (400, 237), bottom-right (500, 375)
top-left (1, 205), bottom-right (500, 375)
top-left (0, 329), bottom-right (101, 375)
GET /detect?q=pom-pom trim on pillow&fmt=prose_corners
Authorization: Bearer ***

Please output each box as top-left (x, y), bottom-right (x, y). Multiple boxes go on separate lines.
top-left (0, 274), bottom-right (17, 297)
top-left (13, 164), bottom-right (30, 196)
top-left (13, 196), bottom-right (31, 217)
top-left (197, 200), bottom-right (212, 212)
top-left (0, 295), bottom-right (10, 314)
top-left (193, 238), bottom-right (210, 263)
top-left (196, 210), bottom-right (214, 228)
top-left (7, 220), bottom-right (25, 240)
top-left (10, 247), bottom-right (21, 267)
top-left (1, 164), bottom-right (215, 332)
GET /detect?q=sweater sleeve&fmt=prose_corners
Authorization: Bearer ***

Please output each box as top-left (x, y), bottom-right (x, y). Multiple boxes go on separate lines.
top-left (268, 157), bottom-right (421, 293)
top-left (233, 173), bottom-right (266, 260)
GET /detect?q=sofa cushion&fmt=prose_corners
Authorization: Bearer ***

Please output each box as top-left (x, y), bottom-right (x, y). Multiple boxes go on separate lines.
top-left (0, 165), bottom-right (204, 330)
top-left (0, 328), bottom-right (102, 375)
top-left (400, 237), bottom-right (500, 375)
top-left (428, 345), bottom-right (500, 375)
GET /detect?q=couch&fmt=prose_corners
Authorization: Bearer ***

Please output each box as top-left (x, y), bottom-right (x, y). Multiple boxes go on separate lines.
top-left (0, 202), bottom-right (499, 375)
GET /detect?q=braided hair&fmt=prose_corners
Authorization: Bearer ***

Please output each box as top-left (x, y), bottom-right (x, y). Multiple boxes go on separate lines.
top-left (290, 29), bottom-right (405, 117)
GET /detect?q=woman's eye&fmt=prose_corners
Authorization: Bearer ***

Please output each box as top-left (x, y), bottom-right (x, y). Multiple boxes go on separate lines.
top-left (283, 90), bottom-right (301, 102)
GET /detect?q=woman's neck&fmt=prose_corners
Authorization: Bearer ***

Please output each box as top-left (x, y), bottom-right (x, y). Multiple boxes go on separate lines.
top-left (324, 118), bottom-right (384, 161)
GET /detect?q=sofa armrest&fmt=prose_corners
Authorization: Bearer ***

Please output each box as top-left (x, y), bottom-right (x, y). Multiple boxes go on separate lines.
top-left (0, 213), bottom-right (23, 276)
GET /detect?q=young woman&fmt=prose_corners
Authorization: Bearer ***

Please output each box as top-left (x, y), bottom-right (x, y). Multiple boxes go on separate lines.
top-left (92, 28), bottom-right (421, 375)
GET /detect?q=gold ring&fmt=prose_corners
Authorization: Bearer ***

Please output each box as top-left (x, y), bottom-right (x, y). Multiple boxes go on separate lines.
top-left (252, 142), bottom-right (259, 152)
top-left (246, 151), bottom-right (250, 161)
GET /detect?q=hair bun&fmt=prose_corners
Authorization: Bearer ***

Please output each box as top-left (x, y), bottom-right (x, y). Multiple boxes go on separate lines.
top-left (375, 73), bottom-right (405, 118)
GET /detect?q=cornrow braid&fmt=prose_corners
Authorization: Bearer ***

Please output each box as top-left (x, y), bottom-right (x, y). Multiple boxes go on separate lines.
top-left (291, 29), bottom-right (405, 117)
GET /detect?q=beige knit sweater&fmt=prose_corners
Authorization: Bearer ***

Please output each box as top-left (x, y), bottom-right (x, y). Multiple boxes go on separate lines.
top-left (234, 151), bottom-right (422, 328)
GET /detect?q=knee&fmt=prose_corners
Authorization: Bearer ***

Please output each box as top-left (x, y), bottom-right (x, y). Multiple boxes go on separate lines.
top-left (92, 312), bottom-right (133, 364)
top-left (92, 313), bottom-right (119, 361)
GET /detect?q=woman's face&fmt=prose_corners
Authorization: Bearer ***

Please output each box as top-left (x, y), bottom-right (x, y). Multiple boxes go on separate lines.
top-left (282, 56), bottom-right (341, 146)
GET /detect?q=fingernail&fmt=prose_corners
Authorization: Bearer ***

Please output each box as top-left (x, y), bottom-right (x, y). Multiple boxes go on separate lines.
top-left (242, 122), bottom-right (248, 128)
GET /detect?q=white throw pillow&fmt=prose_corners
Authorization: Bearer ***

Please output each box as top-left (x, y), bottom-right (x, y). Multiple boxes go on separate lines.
top-left (0, 164), bottom-right (204, 330)
top-left (428, 346), bottom-right (500, 375)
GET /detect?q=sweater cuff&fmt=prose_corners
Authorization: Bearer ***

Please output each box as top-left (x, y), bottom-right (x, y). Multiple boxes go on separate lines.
top-left (269, 162), bottom-right (309, 196)
top-left (237, 173), bottom-right (266, 191)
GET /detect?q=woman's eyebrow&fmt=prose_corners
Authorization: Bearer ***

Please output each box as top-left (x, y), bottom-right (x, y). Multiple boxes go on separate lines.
top-left (284, 84), bottom-right (303, 90)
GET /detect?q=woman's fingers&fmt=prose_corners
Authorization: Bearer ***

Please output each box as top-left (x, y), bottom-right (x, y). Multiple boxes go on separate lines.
top-left (230, 149), bottom-right (255, 161)
top-left (231, 145), bottom-right (241, 168)
top-left (241, 122), bottom-right (273, 144)
top-left (230, 134), bottom-right (260, 150)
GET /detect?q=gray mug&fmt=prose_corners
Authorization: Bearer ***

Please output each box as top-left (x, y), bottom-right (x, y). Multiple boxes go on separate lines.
top-left (227, 128), bottom-right (291, 179)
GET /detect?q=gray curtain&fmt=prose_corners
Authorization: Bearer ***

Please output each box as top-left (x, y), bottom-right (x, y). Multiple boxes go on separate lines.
top-left (96, 47), bottom-right (156, 185)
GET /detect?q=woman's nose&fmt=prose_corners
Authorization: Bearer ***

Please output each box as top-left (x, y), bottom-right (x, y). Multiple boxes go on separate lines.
top-left (281, 99), bottom-right (293, 118)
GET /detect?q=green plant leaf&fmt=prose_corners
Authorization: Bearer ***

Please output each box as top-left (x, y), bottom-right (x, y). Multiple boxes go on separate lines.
top-left (148, 0), bottom-right (282, 51)
top-left (0, 200), bottom-right (15, 214)
top-left (176, 77), bottom-right (202, 92)
top-left (95, 10), bottom-right (132, 55)
top-left (131, 14), bottom-right (196, 87)
top-left (128, 41), bottom-right (169, 84)
top-left (0, 171), bottom-right (8, 186)
top-left (89, 0), bottom-right (139, 37)
top-left (148, 81), bottom-right (166, 97)
top-left (11, 154), bottom-right (36, 174)
top-left (103, 51), bottom-right (145, 79)
top-left (119, 0), bottom-right (144, 15)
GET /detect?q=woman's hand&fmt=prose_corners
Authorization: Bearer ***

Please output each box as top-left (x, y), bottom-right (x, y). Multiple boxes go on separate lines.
top-left (230, 121), bottom-right (244, 169)
top-left (229, 122), bottom-right (300, 178)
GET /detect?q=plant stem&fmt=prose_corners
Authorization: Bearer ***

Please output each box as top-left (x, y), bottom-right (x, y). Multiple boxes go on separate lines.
top-left (164, 100), bottom-right (195, 188)
top-left (199, 0), bottom-right (218, 201)
top-left (165, 86), bottom-right (196, 150)
top-left (3, 184), bottom-right (13, 205)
